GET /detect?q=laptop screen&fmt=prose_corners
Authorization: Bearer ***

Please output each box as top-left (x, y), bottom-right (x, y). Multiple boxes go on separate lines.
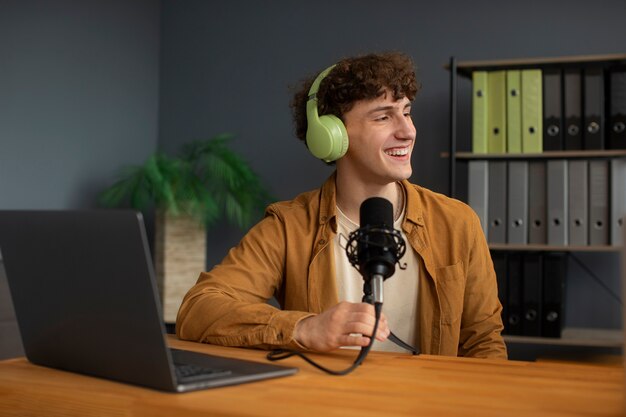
top-left (0, 210), bottom-right (296, 392)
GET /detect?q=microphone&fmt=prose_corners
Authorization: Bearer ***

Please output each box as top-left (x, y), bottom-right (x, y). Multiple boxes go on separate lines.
top-left (345, 197), bottom-right (407, 305)
top-left (345, 197), bottom-right (418, 355)
top-left (267, 196), bottom-right (416, 373)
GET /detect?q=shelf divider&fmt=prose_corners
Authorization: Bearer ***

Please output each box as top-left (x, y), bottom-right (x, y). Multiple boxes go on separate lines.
top-left (504, 327), bottom-right (623, 347)
top-left (489, 244), bottom-right (622, 252)
top-left (440, 150), bottom-right (626, 160)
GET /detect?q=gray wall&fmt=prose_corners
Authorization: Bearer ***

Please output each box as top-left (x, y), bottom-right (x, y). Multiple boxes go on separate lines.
top-left (0, 0), bottom-right (160, 209)
top-left (0, 0), bottom-right (160, 359)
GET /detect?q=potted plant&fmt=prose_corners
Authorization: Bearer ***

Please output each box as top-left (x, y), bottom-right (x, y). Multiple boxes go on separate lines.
top-left (99, 133), bottom-right (272, 322)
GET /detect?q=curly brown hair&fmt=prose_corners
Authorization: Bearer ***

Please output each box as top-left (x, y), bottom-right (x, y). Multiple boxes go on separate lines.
top-left (291, 52), bottom-right (419, 145)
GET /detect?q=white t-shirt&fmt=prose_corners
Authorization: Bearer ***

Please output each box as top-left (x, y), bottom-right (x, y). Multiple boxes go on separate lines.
top-left (333, 204), bottom-right (420, 353)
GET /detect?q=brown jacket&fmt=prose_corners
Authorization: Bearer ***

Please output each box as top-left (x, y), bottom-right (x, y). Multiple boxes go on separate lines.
top-left (176, 174), bottom-right (507, 359)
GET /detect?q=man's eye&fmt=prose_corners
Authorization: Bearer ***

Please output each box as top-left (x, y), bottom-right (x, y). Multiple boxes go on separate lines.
top-left (375, 115), bottom-right (389, 121)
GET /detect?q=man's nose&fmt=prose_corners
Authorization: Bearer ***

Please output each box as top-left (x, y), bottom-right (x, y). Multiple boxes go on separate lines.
top-left (395, 116), bottom-right (416, 140)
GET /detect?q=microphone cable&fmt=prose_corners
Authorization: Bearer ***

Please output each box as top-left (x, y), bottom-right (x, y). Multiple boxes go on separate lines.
top-left (266, 302), bottom-right (383, 376)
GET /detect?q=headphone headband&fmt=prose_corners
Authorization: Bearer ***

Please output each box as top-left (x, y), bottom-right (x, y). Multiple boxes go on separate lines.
top-left (307, 65), bottom-right (336, 100)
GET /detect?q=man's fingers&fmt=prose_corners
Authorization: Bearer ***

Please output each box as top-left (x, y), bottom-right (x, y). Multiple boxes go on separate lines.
top-left (342, 319), bottom-right (390, 341)
top-left (296, 301), bottom-right (392, 351)
top-left (348, 309), bottom-right (390, 329)
top-left (337, 334), bottom-right (371, 347)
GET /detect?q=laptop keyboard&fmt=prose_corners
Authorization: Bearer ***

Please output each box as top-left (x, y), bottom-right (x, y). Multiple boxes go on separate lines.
top-left (174, 362), bottom-right (232, 383)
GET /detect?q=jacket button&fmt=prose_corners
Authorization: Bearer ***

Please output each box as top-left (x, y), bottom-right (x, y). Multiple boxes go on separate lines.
top-left (318, 239), bottom-right (326, 245)
top-left (321, 215), bottom-right (327, 222)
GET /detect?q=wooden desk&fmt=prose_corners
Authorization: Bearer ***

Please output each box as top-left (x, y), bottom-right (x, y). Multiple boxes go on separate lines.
top-left (0, 336), bottom-right (622, 417)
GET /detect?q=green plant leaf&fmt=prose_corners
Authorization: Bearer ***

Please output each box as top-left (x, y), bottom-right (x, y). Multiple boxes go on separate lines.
top-left (99, 133), bottom-right (273, 229)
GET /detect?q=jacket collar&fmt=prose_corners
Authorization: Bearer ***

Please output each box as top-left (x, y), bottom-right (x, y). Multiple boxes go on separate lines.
top-left (318, 173), bottom-right (425, 232)
top-left (318, 172), bottom-right (338, 231)
top-left (400, 179), bottom-right (425, 228)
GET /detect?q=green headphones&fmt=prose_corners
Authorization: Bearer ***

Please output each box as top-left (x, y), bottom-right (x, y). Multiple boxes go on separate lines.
top-left (306, 65), bottom-right (349, 162)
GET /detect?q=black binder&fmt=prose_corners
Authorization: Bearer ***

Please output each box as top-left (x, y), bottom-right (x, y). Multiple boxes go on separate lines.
top-left (609, 68), bottom-right (626, 149)
top-left (522, 253), bottom-right (542, 337)
top-left (491, 251), bottom-right (508, 334)
top-left (543, 69), bottom-right (563, 150)
top-left (583, 68), bottom-right (605, 150)
top-left (541, 253), bottom-right (567, 338)
top-left (564, 69), bottom-right (583, 150)
top-left (506, 253), bottom-right (523, 336)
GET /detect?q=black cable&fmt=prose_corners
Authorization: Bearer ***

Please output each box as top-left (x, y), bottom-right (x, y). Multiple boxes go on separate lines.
top-left (388, 332), bottom-right (419, 355)
top-left (267, 303), bottom-right (383, 376)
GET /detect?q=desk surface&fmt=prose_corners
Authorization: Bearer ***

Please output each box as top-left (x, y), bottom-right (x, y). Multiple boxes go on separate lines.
top-left (0, 336), bottom-right (623, 417)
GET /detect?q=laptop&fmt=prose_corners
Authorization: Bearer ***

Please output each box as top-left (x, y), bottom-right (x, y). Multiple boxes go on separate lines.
top-left (0, 210), bottom-right (297, 392)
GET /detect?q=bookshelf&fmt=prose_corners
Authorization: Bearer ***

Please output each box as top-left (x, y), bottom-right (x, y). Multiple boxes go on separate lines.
top-left (446, 53), bottom-right (626, 351)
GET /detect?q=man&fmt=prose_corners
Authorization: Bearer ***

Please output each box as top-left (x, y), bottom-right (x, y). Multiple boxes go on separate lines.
top-left (176, 52), bottom-right (507, 359)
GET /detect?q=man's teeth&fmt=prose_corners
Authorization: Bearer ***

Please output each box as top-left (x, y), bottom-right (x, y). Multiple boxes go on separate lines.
top-left (385, 148), bottom-right (408, 156)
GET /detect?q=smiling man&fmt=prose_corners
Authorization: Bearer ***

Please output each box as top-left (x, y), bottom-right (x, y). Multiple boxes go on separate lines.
top-left (176, 52), bottom-right (507, 359)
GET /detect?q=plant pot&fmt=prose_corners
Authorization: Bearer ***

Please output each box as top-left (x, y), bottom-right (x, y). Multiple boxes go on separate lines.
top-left (154, 211), bottom-right (206, 323)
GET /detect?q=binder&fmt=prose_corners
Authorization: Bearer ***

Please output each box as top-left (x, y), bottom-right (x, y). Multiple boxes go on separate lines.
top-left (521, 69), bottom-right (543, 153)
top-left (568, 160), bottom-right (588, 246)
top-left (543, 69), bottom-right (563, 150)
top-left (491, 251), bottom-right (508, 334)
top-left (542, 253), bottom-right (566, 338)
top-left (564, 69), bottom-right (583, 150)
top-left (583, 68), bottom-right (605, 150)
top-left (547, 160), bottom-right (568, 245)
top-left (506, 70), bottom-right (522, 153)
top-left (522, 253), bottom-right (542, 336)
top-left (468, 161), bottom-right (489, 238)
top-left (488, 71), bottom-right (507, 153)
top-left (487, 161), bottom-right (507, 243)
top-left (507, 161), bottom-right (528, 244)
top-left (507, 253), bottom-right (523, 335)
top-left (611, 159), bottom-right (626, 246)
top-left (589, 160), bottom-right (609, 245)
top-left (609, 68), bottom-right (626, 149)
top-left (472, 71), bottom-right (489, 153)
top-left (528, 161), bottom-right (547, 244)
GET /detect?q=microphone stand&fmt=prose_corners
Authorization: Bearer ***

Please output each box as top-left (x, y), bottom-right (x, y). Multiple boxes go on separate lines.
top-left (362, 274), bottom-right (419, 355)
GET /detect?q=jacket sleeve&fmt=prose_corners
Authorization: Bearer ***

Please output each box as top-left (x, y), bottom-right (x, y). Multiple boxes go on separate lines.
top-left (458, 209), bottom-right (508, 359)
top-left (175, 208), bottom-right (313, 349)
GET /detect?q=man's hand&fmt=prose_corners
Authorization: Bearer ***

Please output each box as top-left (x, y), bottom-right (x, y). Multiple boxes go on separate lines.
top-left (293, 301), bottom-right (390, 352)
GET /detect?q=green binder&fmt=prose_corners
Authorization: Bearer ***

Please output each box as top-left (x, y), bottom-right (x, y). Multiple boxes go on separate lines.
top-left (521, 69), bottom-right (543, 153)
top-left (472, 71), bottom-right (488, 153)
top-left (506, 70), bottom-right (522, 153)
top-left (488, 71), bottom-right (507, 153)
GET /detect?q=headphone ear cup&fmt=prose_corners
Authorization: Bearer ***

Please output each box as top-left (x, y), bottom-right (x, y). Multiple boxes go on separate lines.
top-left (304, 64), bottom-right (349, 162)
top-left (306, 114), bottom-right (349, 162)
